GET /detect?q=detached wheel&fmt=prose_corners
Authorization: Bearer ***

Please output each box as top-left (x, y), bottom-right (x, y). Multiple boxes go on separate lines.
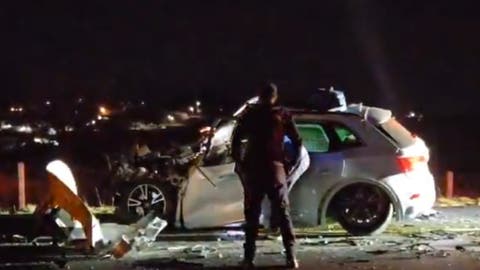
top-left (116, 181), bottom-right (176, 224)
top-left (333, 183), bottom-right (393, 236)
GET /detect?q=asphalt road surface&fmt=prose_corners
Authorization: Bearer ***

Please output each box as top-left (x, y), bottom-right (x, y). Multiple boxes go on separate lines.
top-left (3, 207), bottom-right (480, 269)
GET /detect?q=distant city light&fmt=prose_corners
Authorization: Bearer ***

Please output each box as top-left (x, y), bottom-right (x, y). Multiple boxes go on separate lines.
top-left (407, 111), bottom-right (416, 118)
top-left (34, 137), bottom-right (59, 146)
top-left (47, 128), bottom-right (57, 136)
top-left (188, 106), bottom-right (195, 113)
top-left (405, 110), bottom-right (424, 122)
top-left (0, 123), bottom-right (12, 130)
top-left (64, 126), bottom-right (75, 132)
top-left (167, 114), bottom-right (175, 122)
top-left (9, 106), bottom-right (24, 113)
top-left (15, 125), bottom-right (33, 133)
top-left (86, 120), bottom-right (97, 127)
top-left (99, 106), bottom-right (109, 116)
top-left (140, 101), bottom-right (146, 106)
top-left (196, 101), bottom-right (201, 107)
top-left (77, 97), bottom-right (84, 104)
top-left (45, 100), bottom-right (51, 106)
top-left (96, 114), bottom-right (110, 121)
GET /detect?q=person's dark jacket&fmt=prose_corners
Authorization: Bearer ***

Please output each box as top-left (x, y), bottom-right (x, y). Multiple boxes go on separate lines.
top-left (231, 103), bottom-right (302, 175)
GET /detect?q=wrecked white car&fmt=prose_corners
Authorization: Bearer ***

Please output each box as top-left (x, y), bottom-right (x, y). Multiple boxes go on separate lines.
top-left (110, 92), bottom-right (436, 236)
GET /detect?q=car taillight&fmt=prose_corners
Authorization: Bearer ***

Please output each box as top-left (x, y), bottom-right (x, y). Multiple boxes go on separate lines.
top-left (397, 155), bottom-right (427, 173)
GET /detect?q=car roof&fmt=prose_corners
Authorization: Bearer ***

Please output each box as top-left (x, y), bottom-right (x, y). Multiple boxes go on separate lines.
top-left (288, 104), bottom-right (392, 125)
top-left (232, 96), bottom-right (393, 125)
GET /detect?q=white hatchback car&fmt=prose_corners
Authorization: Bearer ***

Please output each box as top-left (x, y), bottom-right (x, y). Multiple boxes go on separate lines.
top-left (114, 100), bottom-right (436, 236)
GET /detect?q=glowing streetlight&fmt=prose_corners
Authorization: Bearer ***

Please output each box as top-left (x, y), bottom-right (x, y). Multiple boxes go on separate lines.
top-left (99, 106), bottom-right (109, 116)
top-left (167, 114), bottom-right (174, 122)
top-left (195, 101), bottom-right (201, 107)
top-left (188, 106), bottom-right (195, 113)
top-left (10, 106), bottom-right (24, 112)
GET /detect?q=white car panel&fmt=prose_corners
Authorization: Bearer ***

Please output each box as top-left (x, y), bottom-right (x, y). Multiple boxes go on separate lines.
top-left (182, 163), bottom-right (244, 229)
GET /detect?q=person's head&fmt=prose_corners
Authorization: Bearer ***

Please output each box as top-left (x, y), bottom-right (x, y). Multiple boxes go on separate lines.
top-left (258, 82), bottom-right (278, 105)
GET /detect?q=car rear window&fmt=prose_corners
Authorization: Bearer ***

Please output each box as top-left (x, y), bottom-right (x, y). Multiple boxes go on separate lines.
top-left (377, 118), bottom-right (415, 148)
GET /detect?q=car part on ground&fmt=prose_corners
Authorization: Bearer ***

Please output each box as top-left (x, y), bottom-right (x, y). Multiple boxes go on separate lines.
top-left (111, 210), bottom-right (168, 258)
top-left (34, 160), bottom-right (105, 249)
top-left (0, 160), bottom-right (169, 265)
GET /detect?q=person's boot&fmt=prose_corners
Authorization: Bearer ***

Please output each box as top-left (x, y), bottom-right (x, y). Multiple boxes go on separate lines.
top-left (286, 256), bottom-right (299, 269)
top-left (239, 259), bottom-right (255, 269)
top-left (285, 248), bottom-right (299, 269)
top-left (241, 243), bottom-right (255, 269)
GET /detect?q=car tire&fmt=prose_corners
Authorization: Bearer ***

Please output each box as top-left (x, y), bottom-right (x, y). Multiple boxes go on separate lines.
top-left (332, 183), bottom-right (393, 236)
top-left (115, 180), bottom-right (177, 224)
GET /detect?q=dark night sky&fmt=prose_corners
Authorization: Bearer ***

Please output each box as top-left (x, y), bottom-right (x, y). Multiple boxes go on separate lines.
top-left (1, 1), bottom-right (479, 116)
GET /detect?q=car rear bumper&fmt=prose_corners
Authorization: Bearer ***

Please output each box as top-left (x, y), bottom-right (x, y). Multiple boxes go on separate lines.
top-left (382, 169), bottom-right (436, 219)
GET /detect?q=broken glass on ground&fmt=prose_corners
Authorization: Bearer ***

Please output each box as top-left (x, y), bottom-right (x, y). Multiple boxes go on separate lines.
top-left (183, 244), bottom-right (218, 259)
top-left (110, 212), bottom-right (168, 258)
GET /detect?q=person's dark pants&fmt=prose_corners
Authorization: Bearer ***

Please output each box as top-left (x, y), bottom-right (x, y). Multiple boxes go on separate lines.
top-left (241, 162), bottom-right (296, 261)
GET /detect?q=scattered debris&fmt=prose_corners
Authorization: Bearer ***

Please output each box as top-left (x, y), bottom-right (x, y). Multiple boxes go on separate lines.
top-left (366, 250), bottom-right (389, 255)
top-left (299, 237), bottom-right (356, 247)
top-left (219, 230), bottom-right (245, 241)
top-left (431, 250), bottom-right (450, 258)
top-left (167, 246), bottom-right (190, 252)
top-left (111, 212), bottom-right (168, 258)
top-left (184, 245), bottom-right (218, 259)
top-left (416, 209), bottom-right (440, 221)
top-left (351, 239), bottom-right (375, 246)
top-left (34, 160), bottom-right (105, 249)
top-left (409, 243), bottom-right (435, 253)
top-left (32, 236), bottom-right (55, 246)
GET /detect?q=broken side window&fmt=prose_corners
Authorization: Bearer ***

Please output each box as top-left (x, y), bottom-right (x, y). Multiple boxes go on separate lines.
top-left (295, 123), bottom-right (330, 153)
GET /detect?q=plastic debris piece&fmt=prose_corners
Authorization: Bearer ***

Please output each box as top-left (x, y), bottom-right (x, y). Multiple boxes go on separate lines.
top-left (431, 250), bottom-right (450, 258)
top-left (32, 236), bottom-right (54, 246)
top-left (366, 250), bottom-right (389, 255)
top-left (111, 214), bottom-right (168, 258)
top-left (184, 245), bottom-right (218, 259)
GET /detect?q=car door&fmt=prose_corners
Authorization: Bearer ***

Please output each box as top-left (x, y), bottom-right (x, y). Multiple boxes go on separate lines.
top-left (295, 121), bottom-right (345, 178)
top-left (289, 118), bottom-right (346, 226)
top-left (181, 119), bottom-right (245, 229)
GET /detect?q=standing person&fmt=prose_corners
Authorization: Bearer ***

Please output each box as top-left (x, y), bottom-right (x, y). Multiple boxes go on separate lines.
top-left (232, 82), bottom-right (302, 269)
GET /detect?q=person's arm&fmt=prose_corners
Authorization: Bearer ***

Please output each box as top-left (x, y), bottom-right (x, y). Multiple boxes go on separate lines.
top-left (231, 113), bottom-right (248, 163)
top-left (283, 110), bottom-right (303, 164)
